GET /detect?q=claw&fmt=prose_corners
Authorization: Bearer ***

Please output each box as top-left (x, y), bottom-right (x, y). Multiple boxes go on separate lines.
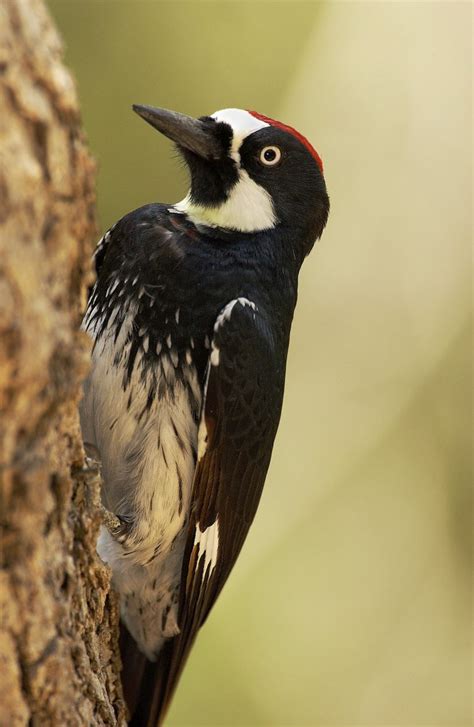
top-left (99, 506), bottom-right (135, 546)
top-left (99, 504), bottom-right (122, 534)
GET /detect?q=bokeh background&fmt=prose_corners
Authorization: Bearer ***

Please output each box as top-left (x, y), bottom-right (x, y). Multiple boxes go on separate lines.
top-left (47, 2), bottom-right (472, 725)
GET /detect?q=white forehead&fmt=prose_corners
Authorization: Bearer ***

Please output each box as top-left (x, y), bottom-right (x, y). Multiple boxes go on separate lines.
top-left (211, 108), bottom-right (269, 159)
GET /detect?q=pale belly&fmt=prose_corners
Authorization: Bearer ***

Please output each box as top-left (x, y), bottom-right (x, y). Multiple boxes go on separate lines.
top-left (80, 313), bottom-right (202, 658)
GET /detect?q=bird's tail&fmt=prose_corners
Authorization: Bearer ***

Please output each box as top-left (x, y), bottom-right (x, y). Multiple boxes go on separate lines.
top-left (120, 522), bottom-right (225, 724)
top-left (120, 620), bottom-right (198, 726)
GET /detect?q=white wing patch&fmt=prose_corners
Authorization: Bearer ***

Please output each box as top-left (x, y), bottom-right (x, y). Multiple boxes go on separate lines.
top-left (197, 414), bottom-right (208, 461)
top-left (193, 519), bottom-right (219, 580)
top-left (214, 297), bottom-right (256, 329)
top-left (211, 298), bottom-right (257, 368)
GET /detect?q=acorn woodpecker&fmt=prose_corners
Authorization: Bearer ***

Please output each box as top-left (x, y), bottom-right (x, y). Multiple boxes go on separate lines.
top-left (80, 106), bottom-right (329, 725)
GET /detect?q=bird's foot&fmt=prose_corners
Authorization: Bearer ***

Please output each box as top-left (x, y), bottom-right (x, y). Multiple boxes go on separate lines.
top-left (98, 504), bottom-right (122, 534)
top-left (99, 506), bottom-right (135, 545)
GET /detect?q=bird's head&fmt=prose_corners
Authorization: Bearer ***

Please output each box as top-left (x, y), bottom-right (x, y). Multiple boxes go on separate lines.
top-left (133, 105), bottom-right (329, 245)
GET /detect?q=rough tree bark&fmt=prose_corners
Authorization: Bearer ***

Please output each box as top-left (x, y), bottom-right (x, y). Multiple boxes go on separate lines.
top-left (0, 1), bottom-right (126, 724)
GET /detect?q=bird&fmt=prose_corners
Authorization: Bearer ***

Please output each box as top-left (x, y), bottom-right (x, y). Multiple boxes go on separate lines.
top-left (79, 105), bottom-right (329, 725)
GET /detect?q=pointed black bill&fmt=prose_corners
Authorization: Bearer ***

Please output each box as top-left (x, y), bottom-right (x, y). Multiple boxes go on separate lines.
top-left (132, 104), bottom-right (221, 160)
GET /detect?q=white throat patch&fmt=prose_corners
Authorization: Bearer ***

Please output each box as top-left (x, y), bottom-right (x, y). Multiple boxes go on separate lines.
top-left (175, 174), bottom-right (276, 233)
top-left (174, 108), bottom-right (276, 233)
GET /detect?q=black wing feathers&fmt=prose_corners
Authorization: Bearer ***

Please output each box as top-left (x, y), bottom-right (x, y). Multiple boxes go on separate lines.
top-left (127, 301), bottom-right (285, 726)
top-left (154, 302), bottom-right (282, 723)
top-left (188, 300), bottom-right (282, 611)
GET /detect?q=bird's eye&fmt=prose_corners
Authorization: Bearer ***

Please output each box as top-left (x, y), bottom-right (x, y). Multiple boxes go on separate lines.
top-left (259, 146), bottom-right (281, 166)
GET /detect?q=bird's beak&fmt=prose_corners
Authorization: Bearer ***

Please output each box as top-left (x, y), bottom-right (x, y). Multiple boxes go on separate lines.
top-left (132, 104), bottom-right (221, 161)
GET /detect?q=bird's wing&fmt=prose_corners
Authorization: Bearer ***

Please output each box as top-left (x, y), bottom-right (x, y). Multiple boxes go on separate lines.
top-left (125, 297), bottom-right (285, 726)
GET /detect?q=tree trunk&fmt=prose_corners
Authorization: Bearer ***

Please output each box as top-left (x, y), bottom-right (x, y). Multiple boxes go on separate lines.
top-left (0, 1), bottom-right (126, 724)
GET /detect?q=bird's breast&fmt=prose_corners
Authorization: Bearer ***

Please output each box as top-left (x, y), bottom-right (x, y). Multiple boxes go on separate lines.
top-left (81, 304), bottom-right (203, 581)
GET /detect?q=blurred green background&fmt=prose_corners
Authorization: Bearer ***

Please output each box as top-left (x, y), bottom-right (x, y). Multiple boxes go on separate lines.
top-left (48, 2), bottom-right (472, 725)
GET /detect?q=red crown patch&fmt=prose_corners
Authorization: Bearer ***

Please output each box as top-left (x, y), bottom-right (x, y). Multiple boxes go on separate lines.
top-left (248, 110), bottom-right (323, 174)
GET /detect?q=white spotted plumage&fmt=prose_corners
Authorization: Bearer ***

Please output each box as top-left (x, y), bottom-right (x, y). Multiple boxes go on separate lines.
top-left (80, 300), bottom-right (200, 659)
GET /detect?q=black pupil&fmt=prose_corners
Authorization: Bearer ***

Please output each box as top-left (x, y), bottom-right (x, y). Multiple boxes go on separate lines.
top-left (264, 148), bottom-right (277, 162)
